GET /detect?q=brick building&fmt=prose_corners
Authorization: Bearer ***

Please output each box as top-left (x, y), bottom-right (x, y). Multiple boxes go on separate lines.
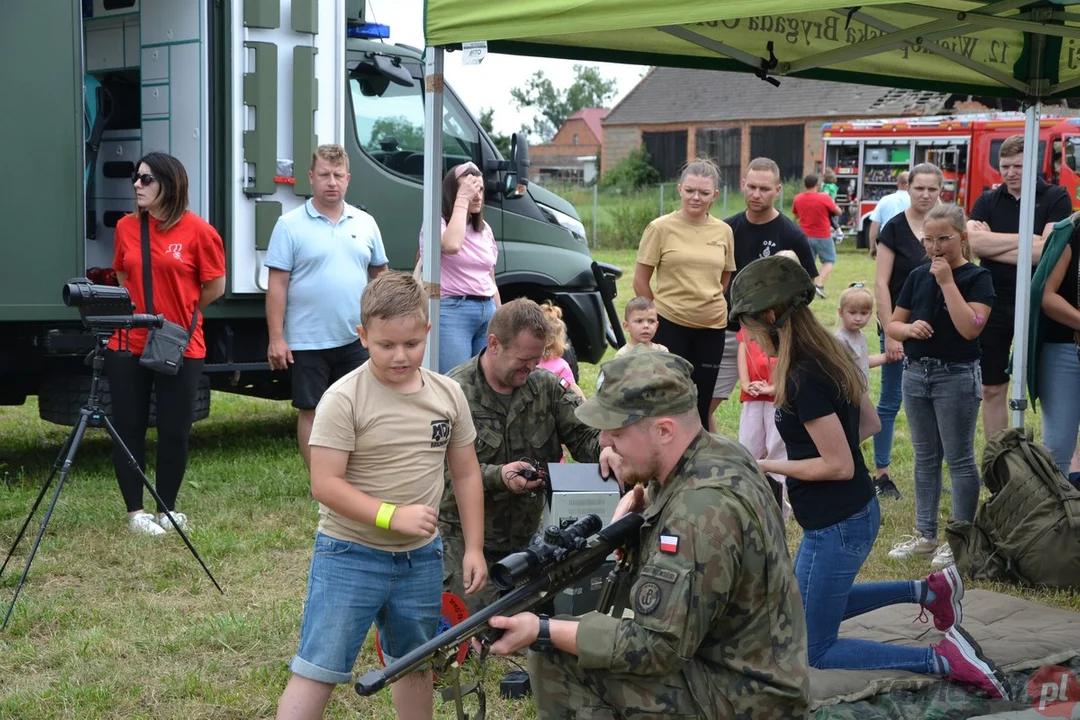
top-left (529, 108), bottom-right (607, 183)
top-left (601, 68), bottom-right (952, 186)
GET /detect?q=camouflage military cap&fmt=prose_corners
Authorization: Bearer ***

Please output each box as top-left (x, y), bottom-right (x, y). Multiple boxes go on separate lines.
top-left (576, 351), bottom-right (697, 430)
top-left (729, 255), bottom-right (816, 324)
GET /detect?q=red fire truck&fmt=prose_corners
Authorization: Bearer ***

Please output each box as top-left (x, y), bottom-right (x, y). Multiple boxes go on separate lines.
top-left (821, 112), bottom-right (1080, 246)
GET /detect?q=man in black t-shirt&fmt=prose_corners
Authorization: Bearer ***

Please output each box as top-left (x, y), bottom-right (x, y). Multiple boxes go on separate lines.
top-left (708, 157), bottom-right (819, 429)
top-left (967, 134), bottom-right (1072, 441)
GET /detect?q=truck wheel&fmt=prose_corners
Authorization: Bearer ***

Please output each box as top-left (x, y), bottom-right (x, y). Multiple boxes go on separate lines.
top-left (563, 343), bottom-right (580, 383)
top-left (38, 374), bottom-right (211, 427)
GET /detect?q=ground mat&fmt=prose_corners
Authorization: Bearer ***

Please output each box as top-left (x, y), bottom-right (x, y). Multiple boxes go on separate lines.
top-left (810, 589), bottom-right (1080, 719)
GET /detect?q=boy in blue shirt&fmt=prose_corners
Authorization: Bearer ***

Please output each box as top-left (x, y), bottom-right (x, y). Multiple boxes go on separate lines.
top-left (276, 272), bottom-right (487, 719)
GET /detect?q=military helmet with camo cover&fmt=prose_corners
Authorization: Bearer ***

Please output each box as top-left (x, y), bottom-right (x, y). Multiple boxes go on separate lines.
top-left (575, 351), bottom-right (697, 430)
top-left (729, 255), bottom-right (816, 326)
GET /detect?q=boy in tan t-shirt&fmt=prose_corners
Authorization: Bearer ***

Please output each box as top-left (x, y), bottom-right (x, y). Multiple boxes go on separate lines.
top-left (276, 272), bottom-right (486, 720)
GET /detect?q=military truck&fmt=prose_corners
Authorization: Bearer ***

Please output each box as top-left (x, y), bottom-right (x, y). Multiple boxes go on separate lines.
top-left (0, 0), bottom-right (622, 425)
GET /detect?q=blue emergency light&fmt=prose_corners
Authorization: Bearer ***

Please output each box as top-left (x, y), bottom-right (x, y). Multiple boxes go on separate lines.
top-left (347, 23), bottom-right (390, 39)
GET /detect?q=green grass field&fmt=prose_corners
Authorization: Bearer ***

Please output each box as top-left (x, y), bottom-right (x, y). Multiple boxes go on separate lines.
top-left (1, 245), bottom-right (1077, 719)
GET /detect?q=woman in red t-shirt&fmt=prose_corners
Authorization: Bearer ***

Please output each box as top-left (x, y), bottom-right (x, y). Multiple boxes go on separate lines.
top-left (105, 152), bottom-right (226, 536)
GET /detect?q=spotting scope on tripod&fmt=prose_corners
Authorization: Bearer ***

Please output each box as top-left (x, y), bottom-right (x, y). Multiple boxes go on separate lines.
top-left (0, 279), bottom-right (223, 630)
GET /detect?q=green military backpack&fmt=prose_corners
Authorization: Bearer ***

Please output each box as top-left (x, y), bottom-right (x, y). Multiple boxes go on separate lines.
top-left (946, 428), bottom-right (1080, 589)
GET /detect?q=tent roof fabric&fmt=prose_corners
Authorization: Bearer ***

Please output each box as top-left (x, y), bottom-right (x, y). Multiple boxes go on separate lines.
top-left (424, 1), bottom-right (1080, 100)
top-left (602, 68), bottom-right (949, 125)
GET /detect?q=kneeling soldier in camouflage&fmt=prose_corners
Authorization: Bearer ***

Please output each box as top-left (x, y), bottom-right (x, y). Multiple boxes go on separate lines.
top-left (484, 350), bottom-right (811, 719)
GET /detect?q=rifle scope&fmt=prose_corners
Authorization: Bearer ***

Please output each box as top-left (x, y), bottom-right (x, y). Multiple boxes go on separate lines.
top-left (491, 514), bottom-right (602, 590)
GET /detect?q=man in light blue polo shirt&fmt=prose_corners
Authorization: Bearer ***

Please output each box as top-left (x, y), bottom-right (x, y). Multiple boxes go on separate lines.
top-left (867, 171), bottom-right (910, 258)
top-left (265, 143), bottom-right (388, 467)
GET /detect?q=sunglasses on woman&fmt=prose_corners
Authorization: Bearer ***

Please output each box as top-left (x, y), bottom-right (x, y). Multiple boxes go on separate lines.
top-left (131, 172), bottom-right (157, 186)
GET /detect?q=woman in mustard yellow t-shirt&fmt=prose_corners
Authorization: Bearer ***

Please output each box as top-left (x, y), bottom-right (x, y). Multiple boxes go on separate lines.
top-left (633, 157), bottom-right (736, 428)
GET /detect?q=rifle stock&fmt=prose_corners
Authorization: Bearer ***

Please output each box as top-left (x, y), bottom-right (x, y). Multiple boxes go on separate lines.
top-left (355, 512), bottom-right (644, 697)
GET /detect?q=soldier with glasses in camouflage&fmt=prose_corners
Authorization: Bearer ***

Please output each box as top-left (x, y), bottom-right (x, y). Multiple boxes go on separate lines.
top-left (483, 350), bottom-right (811, 719)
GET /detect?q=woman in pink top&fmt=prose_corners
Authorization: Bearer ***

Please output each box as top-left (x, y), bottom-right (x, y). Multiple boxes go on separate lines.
top-left (418, 162), bottom-right (502, 372)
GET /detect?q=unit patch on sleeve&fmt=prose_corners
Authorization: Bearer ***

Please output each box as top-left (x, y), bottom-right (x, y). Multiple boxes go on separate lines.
top-left (634, 581), bottom-right (662, 615)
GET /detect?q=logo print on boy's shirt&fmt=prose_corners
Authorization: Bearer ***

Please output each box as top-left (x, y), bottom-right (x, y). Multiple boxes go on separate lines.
top-left (430, 419), bottom-right (451, 448)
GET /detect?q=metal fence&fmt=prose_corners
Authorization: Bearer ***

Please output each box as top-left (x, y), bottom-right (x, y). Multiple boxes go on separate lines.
top-left (538, 179), bottom-right (803, 249)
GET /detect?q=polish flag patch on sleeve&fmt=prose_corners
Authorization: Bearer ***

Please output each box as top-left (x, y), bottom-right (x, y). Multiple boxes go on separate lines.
top-left (559, 378), bottom-right (570, 389)
top-left (659, 535), bottom-right (679, 554)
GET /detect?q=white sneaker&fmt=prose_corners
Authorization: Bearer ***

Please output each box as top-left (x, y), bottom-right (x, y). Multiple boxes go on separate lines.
top-left (888, 532), bottom-right (939, 559)
top-left (157, 512), bottom-right (189, 533)
top-left (130, 512), bottom-right (166, 536)
top-left (930, 543), bottom-right (954, 569)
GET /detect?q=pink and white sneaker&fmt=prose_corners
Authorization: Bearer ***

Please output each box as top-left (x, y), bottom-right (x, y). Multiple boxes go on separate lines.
top-left (921, 564), bottom-right (964, 631)
top-left (934, 626), bottom-right (1009, 700)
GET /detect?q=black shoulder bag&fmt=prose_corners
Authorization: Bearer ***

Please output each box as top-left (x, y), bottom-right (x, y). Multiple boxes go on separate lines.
top-left (139, 213), bottom-right (198, 375)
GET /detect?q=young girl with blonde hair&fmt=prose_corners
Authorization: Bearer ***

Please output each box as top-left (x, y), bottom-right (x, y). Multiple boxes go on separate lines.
top-left (537, 302), bottom-right (586, 400)
top-left (835, 283), bottom-right (887, 387)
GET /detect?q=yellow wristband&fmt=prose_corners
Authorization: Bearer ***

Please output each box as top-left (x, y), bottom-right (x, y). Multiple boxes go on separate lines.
top-left (375, 503), bottom-right (397, 530)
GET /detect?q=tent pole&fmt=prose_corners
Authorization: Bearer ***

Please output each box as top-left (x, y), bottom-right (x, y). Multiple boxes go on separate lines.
top-left (421, 47), bottom-right (445, 372)
top-left (1009, 101), bottom-right (1041, 431)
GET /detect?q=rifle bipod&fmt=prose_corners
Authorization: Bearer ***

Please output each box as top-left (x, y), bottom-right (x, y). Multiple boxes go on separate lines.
top-left (436, 640), bottom-right (490, 720)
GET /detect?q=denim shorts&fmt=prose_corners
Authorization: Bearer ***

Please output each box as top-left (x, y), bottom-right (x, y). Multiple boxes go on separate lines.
top-left (290, 532), bottom-right (444, 684)
top-left (808, 236), bottom-right (837, 264)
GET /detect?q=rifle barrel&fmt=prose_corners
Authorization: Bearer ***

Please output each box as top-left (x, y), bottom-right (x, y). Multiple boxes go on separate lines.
top-left (355, 512), bottom-right (643, 696)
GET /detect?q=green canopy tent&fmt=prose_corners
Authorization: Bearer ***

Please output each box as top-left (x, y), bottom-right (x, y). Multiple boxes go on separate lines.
top-left (419, 1), bottom-right (1080, 429)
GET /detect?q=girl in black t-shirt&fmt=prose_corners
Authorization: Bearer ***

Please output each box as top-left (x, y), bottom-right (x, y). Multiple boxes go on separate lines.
top-left (729, 255), bottom-right (1007, 698)
top-left (887, 204), bottom-right (995, 569)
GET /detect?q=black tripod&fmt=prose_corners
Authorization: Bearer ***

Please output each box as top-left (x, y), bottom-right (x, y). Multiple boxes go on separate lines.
top-left (0, 332), bottom-right (222, 630)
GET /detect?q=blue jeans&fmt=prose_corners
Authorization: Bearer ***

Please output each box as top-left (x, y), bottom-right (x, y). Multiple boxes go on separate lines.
top-left (438, 296), bottom-right (496, 373)
top-left (1039, 343), bottom-right (1080, 475)
top-left (796, 497), bottom-right (936, 673)
top-left (902, 359), bottom-right (983, 539)
top-left (873, 332), bottom-right (904, 471)
top-left (290, 532), bottom-right (444, 684)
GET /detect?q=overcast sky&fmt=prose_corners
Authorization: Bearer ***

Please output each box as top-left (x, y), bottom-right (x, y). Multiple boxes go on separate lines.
top-left (366, 0), bottom-right (649, 136)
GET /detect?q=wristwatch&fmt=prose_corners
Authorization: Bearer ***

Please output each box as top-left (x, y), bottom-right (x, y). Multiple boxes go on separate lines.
top-left (530, 614), bottom-right (554, 652)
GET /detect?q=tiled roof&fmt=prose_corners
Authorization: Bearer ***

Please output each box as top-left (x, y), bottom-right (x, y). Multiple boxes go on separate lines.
top-left (603, 68), bottom-right (948, 125)
top-left (568, 107), bottom-right (609, 142)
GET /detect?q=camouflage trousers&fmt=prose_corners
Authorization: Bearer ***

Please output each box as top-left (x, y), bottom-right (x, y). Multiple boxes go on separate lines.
top-left (527, 648), bottom-right (701, 719)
